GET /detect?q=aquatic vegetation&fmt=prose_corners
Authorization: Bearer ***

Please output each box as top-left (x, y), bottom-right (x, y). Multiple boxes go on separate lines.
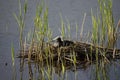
top-left (80, 13), bottom-right (86, 41)
top-left (11, 44), bottom-right (16, 80)
top-left (11, 44), bottom-right (15, 66)
top-left (90, 1), bottom-right (120, 79)
top-left (14, 0), bottom-right (27, 48)
top-left (91, 0), bottom-right (118, 48)
top-left (13, 0), bottom-right (120, 80)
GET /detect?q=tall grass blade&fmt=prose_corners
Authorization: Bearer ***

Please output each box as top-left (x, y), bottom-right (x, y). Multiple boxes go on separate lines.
top-left (91, 8), bottom-right (99, 45)
top-left (66, 17), bottom-right (71, 39)
top-left (11, 44), bottom-right (15, 66)
top-left (11, 43), bottom-right (16, 80)
top-left (76, 23), bottom-right (78, 40)
top-left (80, 13), bottom-right (86, 41)
top-left (24, 0), bottom-right (28, 14)
top-left (60, 14), bottom-right (65, 37)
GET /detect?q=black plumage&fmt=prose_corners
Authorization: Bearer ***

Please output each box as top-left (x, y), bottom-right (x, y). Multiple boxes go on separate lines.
top-left (53, 36), bottom-right (74, 47)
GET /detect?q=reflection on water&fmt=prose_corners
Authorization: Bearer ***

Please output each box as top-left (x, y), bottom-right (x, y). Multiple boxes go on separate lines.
top-left (18, 57), bottom-right (120, 80)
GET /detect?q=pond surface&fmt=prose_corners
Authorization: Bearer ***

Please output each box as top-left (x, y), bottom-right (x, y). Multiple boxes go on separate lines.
top-left (0, 0), bottom-right (120, 80)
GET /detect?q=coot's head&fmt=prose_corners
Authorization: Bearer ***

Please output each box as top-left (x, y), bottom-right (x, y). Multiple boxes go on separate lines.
top-left (53, 36), bottom-right (63, 42)
top-left (52, 36), bottom-right (63, 47)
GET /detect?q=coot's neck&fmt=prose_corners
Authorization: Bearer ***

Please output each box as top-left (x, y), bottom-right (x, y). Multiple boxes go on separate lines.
top-left (57, 37), bottom-right (63, 47)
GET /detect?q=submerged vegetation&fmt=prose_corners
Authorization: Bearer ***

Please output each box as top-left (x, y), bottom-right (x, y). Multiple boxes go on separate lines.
top-left (13, 0), bottom-right (120, 80)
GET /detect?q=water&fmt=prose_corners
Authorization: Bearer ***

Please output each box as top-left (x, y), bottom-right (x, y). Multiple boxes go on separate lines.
top-left (0, 0), bottom-right (120, 80)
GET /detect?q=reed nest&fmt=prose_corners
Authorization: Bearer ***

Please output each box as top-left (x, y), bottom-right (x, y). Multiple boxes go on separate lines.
top-left (18, 42), bottom-right (120, 62)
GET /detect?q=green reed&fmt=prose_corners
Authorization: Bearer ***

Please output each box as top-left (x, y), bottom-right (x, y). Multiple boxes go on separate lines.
top-left (91, 0), bottom-right (117, 48)
top-left (66, 17), bottom-right (71, 39)
top-left (80, 13), bottom-right (86, 41)
top-left (91, 9), bottom-right (99, 45)
top-left (91, 0), bottom-right (117, 80)
top-left (11, 44), bottom-right (15, 66)
top-left (11, 44), bottom-right (16, 80)
top-left (14, 0), bottom-right (27, 48)
top-left (34, 2), bottom-right (48, 42)
top-left (60, 14), bottom-right (66, 38)
top-left (33, 1), bottom-right (54, 80)
top-left (33, 1), bottom-right (50, 62)
top-left (13, 0), bottom-right (28, 79)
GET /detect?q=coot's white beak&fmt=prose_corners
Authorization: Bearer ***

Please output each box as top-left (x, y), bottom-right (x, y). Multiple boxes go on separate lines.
top-left (50, 36), bottom-right (59, 42)
top-left (52, 37), bottom-right (58, 41)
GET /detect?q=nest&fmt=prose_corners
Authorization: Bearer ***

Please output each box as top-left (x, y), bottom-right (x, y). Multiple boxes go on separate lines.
top-left (18, 42), bottom-right (120, 63)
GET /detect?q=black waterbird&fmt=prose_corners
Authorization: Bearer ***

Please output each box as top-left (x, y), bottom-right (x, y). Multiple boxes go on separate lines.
top-left (52, 36), bottom-right (74, 47)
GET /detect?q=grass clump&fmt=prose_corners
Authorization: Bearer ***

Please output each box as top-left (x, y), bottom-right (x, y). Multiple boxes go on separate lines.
top-left (14, 0), bottom-right (28, 48)
top-left (91, 0), bottom-right (117, 48)
top-left (91, 0), bottom-right (120, 80)
top-left (34, 2), bottom-right (48, 42)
